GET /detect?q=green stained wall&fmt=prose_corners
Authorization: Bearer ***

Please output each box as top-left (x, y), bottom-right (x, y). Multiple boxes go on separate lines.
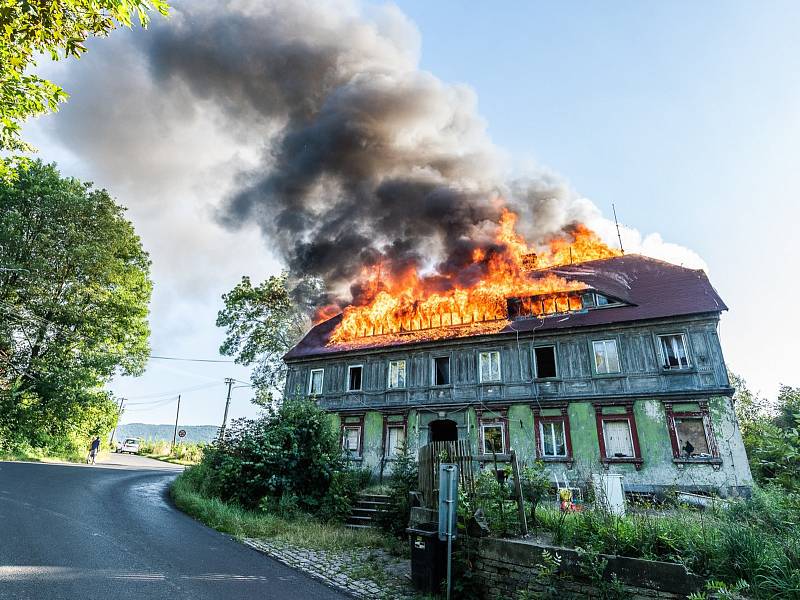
top-left (508, 404), bottom-right (536, 461)
top-left (335, 394), bottom-right (752, 495)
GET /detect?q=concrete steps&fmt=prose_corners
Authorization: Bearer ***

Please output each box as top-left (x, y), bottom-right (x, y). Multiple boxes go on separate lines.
top-left (345, 494), bottom-right (390, 529)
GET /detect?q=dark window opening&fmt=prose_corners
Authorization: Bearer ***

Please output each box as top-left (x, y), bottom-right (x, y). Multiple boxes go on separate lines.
top-left (434, 356), bottom-right (451, 385)
top-left (348, 366), bottom-right (363, 391)
top-left (429, 419), bottom-right (458, 442)
top-left (534, 346), bottom-right (557, 378)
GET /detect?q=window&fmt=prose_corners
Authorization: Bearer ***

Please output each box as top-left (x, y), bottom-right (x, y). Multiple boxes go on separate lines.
top-left (659, 334), bottom-right (690, 369)
top-left (385, 425), bottom-right (406, 458)
top-left (347, 365), bottom-right (363, 391)
top-left (665, 402), bottom-right (719, 461)
top-left (539, 421), bottom-right (567, 457)
top-left (596, 293), bottom-right (611, 306)
top-left (675, 417), bottom-right (710, 456)
top-left (581, 291), bottom-right (597, 308)
top-left (308, 369), bottom-right (324, 395)
top-left (534, 346), bottom-right (557, 378)
top-left (387, 360), bottom-right (406, 389)
top-left (481, 423), bottom-right (505, 454)
top-left (433, 356), bottom-right (450, 386)
top-left (593, 340), bottom-right (621, 374)
top-left (479, 351), bottom-right (501, 382)
top-left (342, 426), bottom-right (361, 457)
top-left (602, 420), bottom-right (634, 458)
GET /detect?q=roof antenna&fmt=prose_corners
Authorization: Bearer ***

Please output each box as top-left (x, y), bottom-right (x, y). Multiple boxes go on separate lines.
top-left (612, 203), bottom-right (625, 254)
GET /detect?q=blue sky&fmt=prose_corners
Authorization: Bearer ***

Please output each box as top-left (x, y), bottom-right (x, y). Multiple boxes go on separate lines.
top-left (26, 1), bottom-right (800, 425)
top-left (399, 0), bottom-right (800, 396)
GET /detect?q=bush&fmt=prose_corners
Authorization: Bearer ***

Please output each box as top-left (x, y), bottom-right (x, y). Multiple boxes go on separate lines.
top-left (200, 398), bottom-right (343, 512)
top-left (530, 486), bottom-right (800, 599)
top-left (376, 444), bottom-right (418, 537)
top-left (318, 467), bottom-right (372, 522)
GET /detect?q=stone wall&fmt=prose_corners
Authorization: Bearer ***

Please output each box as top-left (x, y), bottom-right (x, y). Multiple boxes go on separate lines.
top-left (468, 537), bottom-right (704, 599)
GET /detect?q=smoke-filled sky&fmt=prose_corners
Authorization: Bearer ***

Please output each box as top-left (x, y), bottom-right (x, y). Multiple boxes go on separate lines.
top-left (22, 0), bottom-right (800, 424)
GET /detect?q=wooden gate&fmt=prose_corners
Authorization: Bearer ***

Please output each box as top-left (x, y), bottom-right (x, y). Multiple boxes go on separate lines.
top-left (417, 439), bottom-right (476, 509)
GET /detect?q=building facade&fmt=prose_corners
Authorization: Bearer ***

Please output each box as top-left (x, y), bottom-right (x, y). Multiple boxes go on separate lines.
top-left (283, 256), bottom-right (753, 497)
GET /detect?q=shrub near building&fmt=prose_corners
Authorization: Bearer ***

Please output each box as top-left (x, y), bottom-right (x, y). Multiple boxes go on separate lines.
top-left (189, 398), bottom-right (365, 520)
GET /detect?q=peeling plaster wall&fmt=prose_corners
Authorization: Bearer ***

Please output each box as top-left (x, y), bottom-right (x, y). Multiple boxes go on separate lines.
top-left (345, 397), bottom-right (751, 494)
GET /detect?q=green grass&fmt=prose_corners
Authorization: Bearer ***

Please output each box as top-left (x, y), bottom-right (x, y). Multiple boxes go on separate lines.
top-left (170, 468), bottom-right (400, 553)
top-left (0, 446), bottom-right (86, 463)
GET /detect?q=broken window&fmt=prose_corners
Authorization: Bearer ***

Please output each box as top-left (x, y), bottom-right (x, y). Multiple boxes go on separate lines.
top-left (347, 365), bottom-right (363, 391)
top-left (308, 368), bottom-right (324, 395)
top-left (481, 423), bottom-right (505, 454)
top-left (385, 425), bottom-right (406, 458)
top-left (659, 334), bottom-right (691, 369)
top-left (602, 420), bottom-right (634, 458)
top-left (342, 426), bottom-right (361, 457)
top-left (539, 420), bottom-right (567, 457)
top-left (479, 351), bottom-right (501, 382)
top-left (593, 340), bottom-right (621, 374)
top-left (675, 417), bottom-right (710, 457)
top-left (433, 356), bottom-right (451, 385)
top-left (534, 346), bottom-right (557, 379)
top-left (388, 360), bottom-right (406, 389)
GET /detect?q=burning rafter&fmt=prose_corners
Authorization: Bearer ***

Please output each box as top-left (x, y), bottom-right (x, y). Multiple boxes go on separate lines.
top-left (326, 209), bottom-right (621, 345)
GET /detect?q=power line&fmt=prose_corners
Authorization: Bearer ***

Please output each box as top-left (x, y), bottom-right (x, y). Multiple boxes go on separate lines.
top-left (148, 355), bottom-right (235, 364)
top-left (124, 382), bottom-right (223, 401)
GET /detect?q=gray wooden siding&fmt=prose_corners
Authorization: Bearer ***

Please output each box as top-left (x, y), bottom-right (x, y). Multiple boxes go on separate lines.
top-left (284, 315), bottom-right (730, 410)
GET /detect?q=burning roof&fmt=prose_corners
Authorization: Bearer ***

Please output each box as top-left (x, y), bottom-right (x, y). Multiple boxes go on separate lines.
top-left (284, 254), bottom-right (727, 361)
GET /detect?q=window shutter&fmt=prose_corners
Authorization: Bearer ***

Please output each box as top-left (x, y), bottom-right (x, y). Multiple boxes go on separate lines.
top-left (604, 420), bottom-right (633, 457)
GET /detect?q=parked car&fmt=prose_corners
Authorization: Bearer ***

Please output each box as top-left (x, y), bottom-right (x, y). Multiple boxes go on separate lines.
top-left (117, 438), bottom-right (141, 454)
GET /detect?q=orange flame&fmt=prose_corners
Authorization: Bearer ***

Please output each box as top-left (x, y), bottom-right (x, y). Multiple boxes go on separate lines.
top-left (326, 209), bottom-right (620, 345)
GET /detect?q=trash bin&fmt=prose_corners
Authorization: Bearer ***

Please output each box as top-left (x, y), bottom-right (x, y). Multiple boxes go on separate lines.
top-left (407, 526), bottom-right (447, 595)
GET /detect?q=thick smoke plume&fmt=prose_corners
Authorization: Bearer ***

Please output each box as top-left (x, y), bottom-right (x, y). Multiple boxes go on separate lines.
top-left (138, 0), bottom-right (595, 307)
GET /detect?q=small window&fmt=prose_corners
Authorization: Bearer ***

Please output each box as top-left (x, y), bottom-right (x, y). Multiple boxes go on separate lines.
top-left (433, 356), bottom-right (451, 386)
top-left (388, 360), bottom-right (406, 389)
top-left (675, 417), bottom-right (710, 457)
top-left (539, 421), bottom-right (567, 457)
top-left (481, 423), bottom-right (505, 454)
top-left (596, 294), bottom-right (611, 306)
top-left (479, 351), bottom-right (501, 382)
top-left (602, 420), bottom-right (634, 458)
top-left (581, 292), bottom-right (596, 308)
top-left (534, 346), bottom-right (557, 379)
top-left (659, 334), bottom-right (691, 369)
top-left (309, 368), bottom-right (324, 395)
top-left (593, 340), bottom-right (621, 374)
top-left (347, 365), bottom-right (363, 391)
top-left (342, 426), bottom-right (361, 457)
top-left (385, 426), bottom-right (406, 458)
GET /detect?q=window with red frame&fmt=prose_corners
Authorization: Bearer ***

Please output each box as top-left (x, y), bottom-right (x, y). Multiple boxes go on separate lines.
top-left (533, 406), bottom-right (573, 462)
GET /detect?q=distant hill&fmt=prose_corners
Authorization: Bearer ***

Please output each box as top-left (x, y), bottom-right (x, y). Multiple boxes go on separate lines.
top-left (116, 423), bottom-right (219, 444)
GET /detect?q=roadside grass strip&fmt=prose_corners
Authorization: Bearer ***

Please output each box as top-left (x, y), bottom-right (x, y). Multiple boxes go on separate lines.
top-left (170, 469), bottom-right (418, 598)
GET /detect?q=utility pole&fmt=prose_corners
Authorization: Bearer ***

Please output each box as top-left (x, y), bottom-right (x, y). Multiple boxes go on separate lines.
top-left (219, 378), bottom-right (235, 441)
top-left (109, 398), bottom-right (125, 445)
top-left (171, 395), bottom-right (182, 452)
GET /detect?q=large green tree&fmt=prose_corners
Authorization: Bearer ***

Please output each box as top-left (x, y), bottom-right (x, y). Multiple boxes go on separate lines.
top-left (0, 160), bottom-right (152, 451)
top-left (0, 0), bottom-right (169, 177)
top-left (216, 273), bottom-right (319, 406)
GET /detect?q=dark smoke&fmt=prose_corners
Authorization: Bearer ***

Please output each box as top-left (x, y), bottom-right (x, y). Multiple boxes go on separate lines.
top-left (140, 1), bottom-right (588, 306)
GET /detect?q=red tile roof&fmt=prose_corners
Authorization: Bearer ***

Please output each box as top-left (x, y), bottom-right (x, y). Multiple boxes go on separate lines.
top-left (284, 255), bottom-right (726, 360)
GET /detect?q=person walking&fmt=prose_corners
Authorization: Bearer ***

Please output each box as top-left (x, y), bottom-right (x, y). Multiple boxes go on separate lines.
top-left (87, 436), bottom-right (101, 465)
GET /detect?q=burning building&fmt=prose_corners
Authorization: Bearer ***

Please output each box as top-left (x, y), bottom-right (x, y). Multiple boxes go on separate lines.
top-left (283, 214), bottom-right (752, 498)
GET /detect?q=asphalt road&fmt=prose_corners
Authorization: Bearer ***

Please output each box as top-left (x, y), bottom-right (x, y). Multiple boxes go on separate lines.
top-left (0, 454), bottom-right (349, 600)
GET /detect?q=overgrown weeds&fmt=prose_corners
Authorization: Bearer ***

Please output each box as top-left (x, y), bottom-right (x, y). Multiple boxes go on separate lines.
top-left (171, 465), bottom-right (401, 554)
